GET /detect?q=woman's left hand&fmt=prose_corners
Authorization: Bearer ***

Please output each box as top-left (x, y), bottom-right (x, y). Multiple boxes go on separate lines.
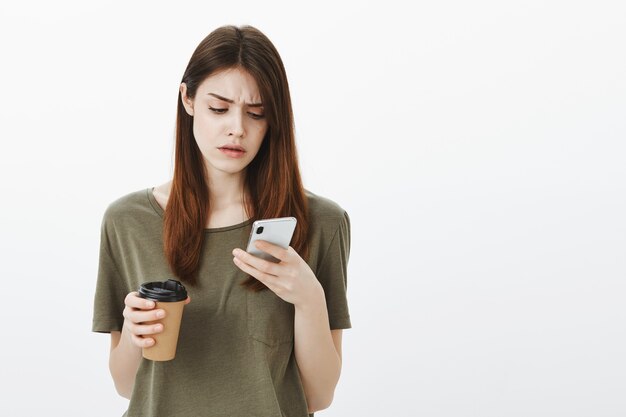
top-left (232, 241), bottom-right (324, 308)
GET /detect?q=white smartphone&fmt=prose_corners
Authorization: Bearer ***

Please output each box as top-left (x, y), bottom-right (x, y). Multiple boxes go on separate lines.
top-left (245, 217), bottom-right (297, 263)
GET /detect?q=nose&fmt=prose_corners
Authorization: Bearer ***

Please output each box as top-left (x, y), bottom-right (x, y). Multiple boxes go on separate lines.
top-left (228, 110), bottom-right (245, 138)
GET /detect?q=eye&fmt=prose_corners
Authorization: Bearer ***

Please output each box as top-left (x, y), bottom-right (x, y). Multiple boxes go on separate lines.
top-left (248, 112), bottom-right (265, 120)
top-left (209, 107), bottom-right (227, 114)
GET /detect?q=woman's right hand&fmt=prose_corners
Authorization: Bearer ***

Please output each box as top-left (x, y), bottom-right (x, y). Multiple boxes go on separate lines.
top-left (122, 291), bottom-right (191, 348)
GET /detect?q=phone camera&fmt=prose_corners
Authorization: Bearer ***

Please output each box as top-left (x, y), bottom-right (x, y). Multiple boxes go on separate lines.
top-left (256, 226), bottom-right (264, 234)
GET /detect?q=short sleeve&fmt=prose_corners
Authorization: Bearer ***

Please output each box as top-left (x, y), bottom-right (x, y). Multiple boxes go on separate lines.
top-left (91, 211), bottom-right (127, 333)
top-left (316, 210), bottom-right (352, 330)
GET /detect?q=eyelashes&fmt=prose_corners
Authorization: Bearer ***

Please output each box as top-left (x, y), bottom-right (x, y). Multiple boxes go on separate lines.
top-left (209, 107), bottom-right (265, 120)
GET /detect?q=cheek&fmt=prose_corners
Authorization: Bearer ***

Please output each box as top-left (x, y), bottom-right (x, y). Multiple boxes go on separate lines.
top-left (192, 115), bottom-right (220, 144)
top-left (249, 122), bottom-right (268, 142)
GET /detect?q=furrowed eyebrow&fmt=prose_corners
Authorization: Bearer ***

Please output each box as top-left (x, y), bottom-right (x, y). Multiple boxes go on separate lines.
top-left (207, 92), bottom-right (263, 107)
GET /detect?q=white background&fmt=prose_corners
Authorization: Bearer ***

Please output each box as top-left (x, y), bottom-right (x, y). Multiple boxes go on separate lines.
top-left (0, 1), bottom-right (624, 416)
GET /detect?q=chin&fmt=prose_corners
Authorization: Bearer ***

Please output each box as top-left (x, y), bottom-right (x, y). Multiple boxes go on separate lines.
top-left (211, 161), bottom-right (250, 175)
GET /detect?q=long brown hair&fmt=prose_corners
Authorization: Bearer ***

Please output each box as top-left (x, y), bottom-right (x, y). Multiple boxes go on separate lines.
top-left (163, 25), bottom-right (309, 291)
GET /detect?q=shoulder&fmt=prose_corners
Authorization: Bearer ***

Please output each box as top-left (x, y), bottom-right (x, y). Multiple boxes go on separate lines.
top-left (304, 189), bottom-right (350, 241)
top-left (100, 188), bottom-right (158, 238)
top-left (304, 188), bottom-right (348, 222)
top-left (303, 189), bottom-right (352, 281)
top-left (103, 188), bottom-right (151, 221)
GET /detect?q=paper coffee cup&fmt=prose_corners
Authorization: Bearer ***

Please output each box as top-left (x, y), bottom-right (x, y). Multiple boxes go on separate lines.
top-left (138, 279), bottom-right (188, 361)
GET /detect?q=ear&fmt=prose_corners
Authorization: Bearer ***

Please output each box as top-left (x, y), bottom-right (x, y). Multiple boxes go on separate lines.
top-left (180, 83), bottom-right (194, 116)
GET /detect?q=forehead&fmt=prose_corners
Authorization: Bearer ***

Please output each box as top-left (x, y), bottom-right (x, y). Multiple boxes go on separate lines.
top-left (198, 68), bottom-right (262, 102)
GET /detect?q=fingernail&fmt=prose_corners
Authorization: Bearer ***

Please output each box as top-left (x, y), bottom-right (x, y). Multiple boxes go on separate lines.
top-left (146, 301), bottom-right (155, 308)
top-left (156, 310), bottom-right (165, 318)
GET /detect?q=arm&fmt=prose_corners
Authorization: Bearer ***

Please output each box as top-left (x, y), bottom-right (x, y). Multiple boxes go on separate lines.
top-left (108, 292), bottom-right (189, 398)
top-left (109, 329), bottom-right (143, 399)
top-left (294, 290), bottom-right (343, 413)
top-left (232, 241), bottom-right (348, 412)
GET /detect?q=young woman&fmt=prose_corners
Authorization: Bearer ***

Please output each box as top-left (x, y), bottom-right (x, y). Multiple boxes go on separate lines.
top-left (92, 25), bottom-right (352, 417)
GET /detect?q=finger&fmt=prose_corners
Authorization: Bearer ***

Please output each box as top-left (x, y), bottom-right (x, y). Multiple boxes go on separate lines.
top-left (128, 321), bottom-right (164, 336)
top-left (233, 247), bottom-right (280, 275)
top-left (131, 333), bottom-right (155, 348)
top-left (252, 240), bottom-right (290, 263)
top-left (184, 296), bottom-right (191, 305)
top-left (125, 307), bottom-right (166, 324)
top-left (232, 256), bottom-right (278, 288)
top-left (125, 292), bottom-right (156, 310)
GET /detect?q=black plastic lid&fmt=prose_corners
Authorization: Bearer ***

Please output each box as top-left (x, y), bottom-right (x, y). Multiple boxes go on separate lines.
top-left (138, 279), bottom-right (188, 302)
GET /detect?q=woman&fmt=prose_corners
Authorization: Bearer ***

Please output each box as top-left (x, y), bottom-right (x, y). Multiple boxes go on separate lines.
top-left (92, 25), bottom-right (352, 417)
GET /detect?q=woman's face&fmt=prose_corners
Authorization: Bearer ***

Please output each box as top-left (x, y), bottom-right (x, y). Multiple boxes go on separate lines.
top-left (180, 67), bottom-right (268, 178)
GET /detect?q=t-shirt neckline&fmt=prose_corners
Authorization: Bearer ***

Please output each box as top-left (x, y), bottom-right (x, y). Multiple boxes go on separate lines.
top-left (146, 187), bottom-right (254, 233)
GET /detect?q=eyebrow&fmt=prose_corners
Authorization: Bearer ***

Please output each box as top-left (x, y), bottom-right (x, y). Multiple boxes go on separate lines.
top-left (207, 92), bottom-right (263, 107)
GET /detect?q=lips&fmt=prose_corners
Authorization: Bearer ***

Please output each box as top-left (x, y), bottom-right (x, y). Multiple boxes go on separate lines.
top-left (219, 144), bottom-right (245, 152)
top-left (219, 146), bottom-right (246, 159)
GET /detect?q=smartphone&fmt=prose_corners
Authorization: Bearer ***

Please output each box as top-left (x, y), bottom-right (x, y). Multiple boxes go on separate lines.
top-left (245, 217), bottom-right (297, 263)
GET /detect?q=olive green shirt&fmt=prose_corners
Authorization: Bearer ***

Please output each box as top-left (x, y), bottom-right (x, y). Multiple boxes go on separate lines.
top-left (92, 187), bottom-right (352, 417)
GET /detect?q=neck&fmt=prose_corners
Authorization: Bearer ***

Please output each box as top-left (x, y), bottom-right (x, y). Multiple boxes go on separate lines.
top-left (206, 169), bottom-right (247, 210)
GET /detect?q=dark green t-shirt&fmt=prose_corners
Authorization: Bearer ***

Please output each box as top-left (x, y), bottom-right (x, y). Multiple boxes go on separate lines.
top-left (92, 187), bottom-right (352, 417)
